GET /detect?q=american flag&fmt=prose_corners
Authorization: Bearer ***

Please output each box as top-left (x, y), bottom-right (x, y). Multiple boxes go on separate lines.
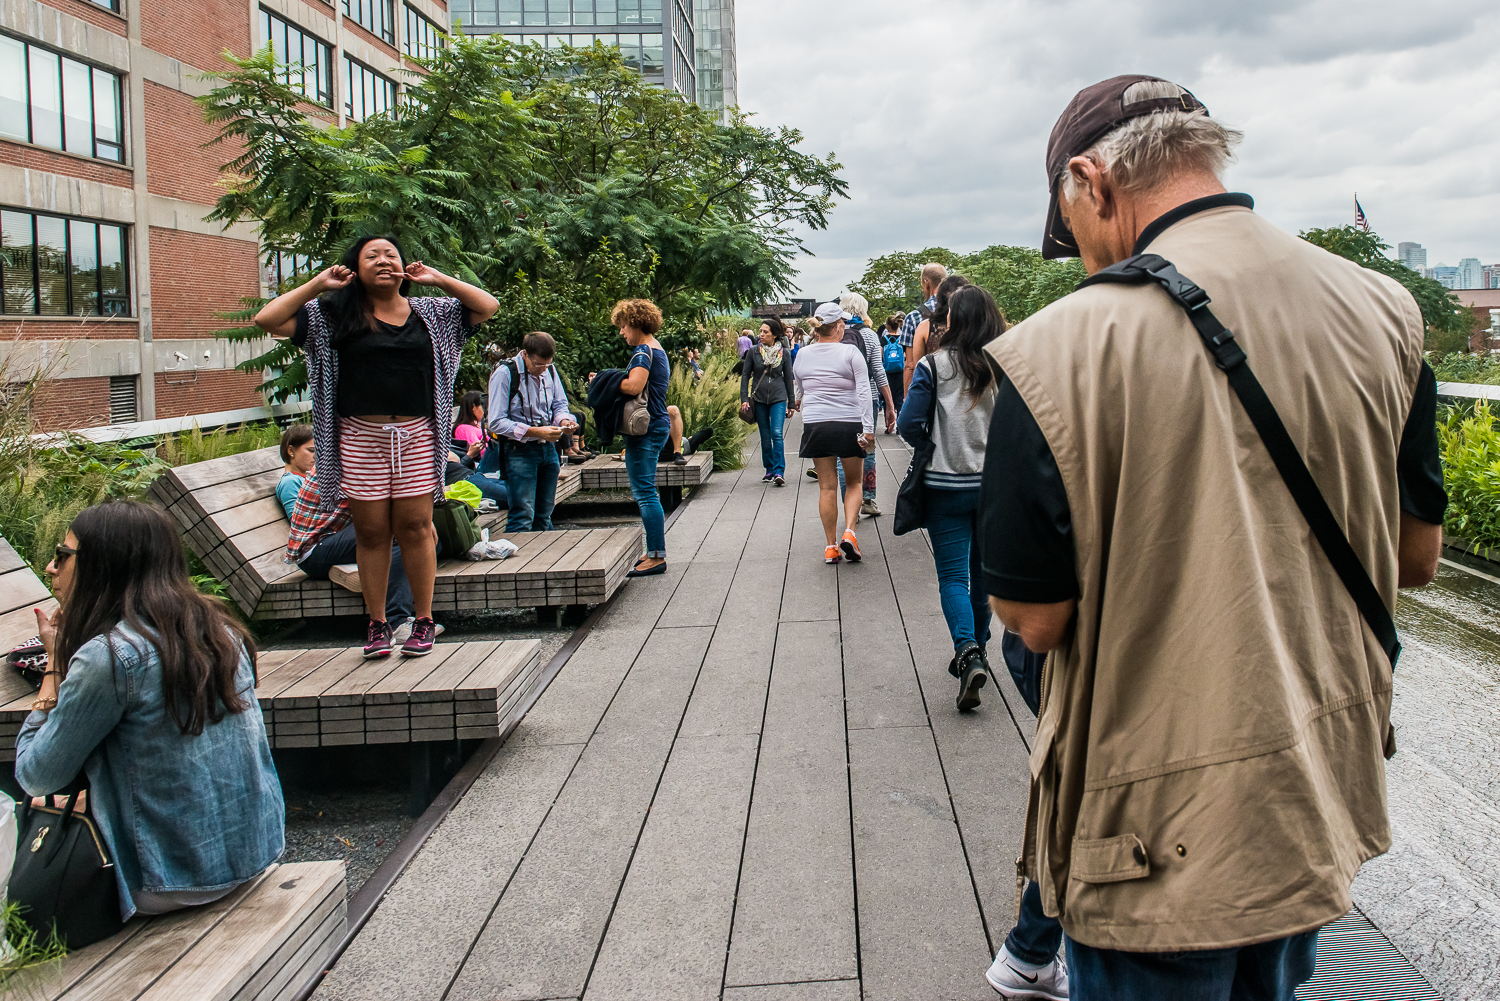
top-left (1355, 196), bottom-right (1370, 232)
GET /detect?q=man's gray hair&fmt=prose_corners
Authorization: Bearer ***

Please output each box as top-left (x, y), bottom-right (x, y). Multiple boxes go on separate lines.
top-left (921, 262), bottom-right (948, 289)
top-left (1060, 108), bottom-right (1243, 201)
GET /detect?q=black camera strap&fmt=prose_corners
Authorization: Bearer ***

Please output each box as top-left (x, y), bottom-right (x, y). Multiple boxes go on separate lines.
top-left (1081, 253), bottom-right (1400, 667)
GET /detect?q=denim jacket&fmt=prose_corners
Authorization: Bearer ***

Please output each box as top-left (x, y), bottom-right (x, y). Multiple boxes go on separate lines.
top-left (15, 623), bottom-right (285, 921)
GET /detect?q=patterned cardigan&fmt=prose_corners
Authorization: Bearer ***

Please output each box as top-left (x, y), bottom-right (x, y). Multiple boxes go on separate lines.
top-left (298, 296), bottom-right (477, 511)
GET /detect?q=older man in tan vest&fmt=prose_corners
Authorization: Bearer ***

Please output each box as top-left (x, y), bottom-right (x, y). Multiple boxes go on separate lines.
top-left (977, 75), bottom-right (1446, 1000)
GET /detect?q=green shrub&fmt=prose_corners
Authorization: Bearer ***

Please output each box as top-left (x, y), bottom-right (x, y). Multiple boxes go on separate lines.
top-left (156, 422), bottom-right (283, 467)
top-left (1440, 400), bottom-right (1500, 549)
top-left (0, 899), bottom-right (68, 996)
top-left (667, 351), bottom-right (750, 471)
top-left (1430, 353), bottom-right (1500, 387)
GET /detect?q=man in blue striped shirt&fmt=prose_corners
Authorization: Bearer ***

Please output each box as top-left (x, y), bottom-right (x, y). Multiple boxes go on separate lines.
top-left (900, 262), bottom-right (948, 392)
top-left (486, 332), bottom-right (577, 532)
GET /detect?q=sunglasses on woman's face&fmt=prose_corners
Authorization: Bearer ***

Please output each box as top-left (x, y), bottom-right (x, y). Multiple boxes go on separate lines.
top-left (53, 545), bottom-right (77, 567)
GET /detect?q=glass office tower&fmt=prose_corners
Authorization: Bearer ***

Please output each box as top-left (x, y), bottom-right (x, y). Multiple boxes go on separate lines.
top-left (448, 0), bottom-right (697, 99)
top-left (692, 0), bottom-right (736, 122)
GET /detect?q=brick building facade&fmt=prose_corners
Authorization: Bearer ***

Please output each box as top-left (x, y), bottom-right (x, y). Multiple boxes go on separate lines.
top-left (1, 0), bottom-right (449, 430)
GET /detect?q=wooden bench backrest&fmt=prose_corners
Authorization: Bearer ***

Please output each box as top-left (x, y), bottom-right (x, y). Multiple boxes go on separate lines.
top-left (0, 536), bottom-right (56, 715)
top-left (147, 447), bottom-right (294, 617)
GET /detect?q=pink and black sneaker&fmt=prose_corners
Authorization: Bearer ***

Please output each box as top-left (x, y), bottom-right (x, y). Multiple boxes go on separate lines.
top-left (401, 617), bottom-right (437, 657)
top-left (363, 618), bottom-right (394, 659)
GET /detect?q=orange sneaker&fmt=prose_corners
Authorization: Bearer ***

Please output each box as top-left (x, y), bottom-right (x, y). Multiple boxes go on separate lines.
top-left (840, 529), bottom-right (862, 563)
top-left (824, 545), bottom-right (842, 564)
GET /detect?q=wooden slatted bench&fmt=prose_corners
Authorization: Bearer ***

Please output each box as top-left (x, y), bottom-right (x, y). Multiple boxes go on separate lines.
top-left (146, 447), bottom-right (604, 621)
top-left (578, 450), bottom-right (714, 490)
top-left (15, 860), bottom-right (345, 1001)
top-left (252, 639), bottom-right (543, 749)
top-left (0, 535), bottom-right (58, 763)
top-left (326, 524), bottom-right (642, 614)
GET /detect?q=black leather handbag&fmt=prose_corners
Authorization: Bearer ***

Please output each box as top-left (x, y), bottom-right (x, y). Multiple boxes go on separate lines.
top-left (893, 358), bottom-right (939, 536)
top-left (8, 781), bottom-right (123, 949)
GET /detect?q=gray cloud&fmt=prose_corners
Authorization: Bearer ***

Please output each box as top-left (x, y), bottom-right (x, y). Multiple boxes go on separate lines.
top-left (737, 0), bottom-right (1500, 297)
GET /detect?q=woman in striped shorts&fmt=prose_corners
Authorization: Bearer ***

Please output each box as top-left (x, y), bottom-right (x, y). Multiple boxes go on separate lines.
top-left (255, 235), bottom-right (498, 658)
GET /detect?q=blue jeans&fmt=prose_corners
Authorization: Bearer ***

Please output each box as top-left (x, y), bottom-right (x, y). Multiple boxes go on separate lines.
top-left (837, 397), bottom-right (879, 500)
top-left (1005, 882), bottom-right (1065, 966)
top-left (478, 440), bottom-right (504, 474)
top-left (298, 526), bottom-right (415, 624)
top-left (755, 400), bottom-right (787, 476)
top-left (1067, 930), bottom-right (1319, 1001)
top-left (625, 424), bottom-right (671, 557)
top-left (464, 470), bottom-right (509, 508)
top-left (924, 487), bottom-right (991, 651)
top-left (505, 442), bottom-right (560, 532)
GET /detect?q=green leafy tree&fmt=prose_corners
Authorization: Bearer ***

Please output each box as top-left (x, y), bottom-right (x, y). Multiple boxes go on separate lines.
top-left (847, 245), bottom-right (1084, 326)
top-left (199, 38), bottom-right (847, 401)
top-left (847, 248), bottom-right (963, 319)
top-left (1299, 226), bottom-right (1471, 354)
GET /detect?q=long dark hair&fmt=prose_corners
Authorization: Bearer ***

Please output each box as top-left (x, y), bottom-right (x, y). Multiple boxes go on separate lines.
top-left (55, 501), bottom-right (256, 736)
top-left (323, 234), bottom-right (412, 348)
top-left (938, 285), bottom-right (1006, 398)
top-left (458, 390), bottom-right (485, 427)
top-left (928, 274), bottom-right (971, 348)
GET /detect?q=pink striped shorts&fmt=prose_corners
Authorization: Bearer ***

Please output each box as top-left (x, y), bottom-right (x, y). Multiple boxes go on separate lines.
top-left (338, 416), bottom-right (439, 501)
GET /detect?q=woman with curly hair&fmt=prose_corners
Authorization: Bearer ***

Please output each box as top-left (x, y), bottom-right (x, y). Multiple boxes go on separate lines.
top-left (612, 298), bottom-right (673, 577)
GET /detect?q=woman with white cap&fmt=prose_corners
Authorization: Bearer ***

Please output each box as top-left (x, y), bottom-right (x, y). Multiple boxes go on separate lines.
top-left (794, 303), bottom-right (873, 563)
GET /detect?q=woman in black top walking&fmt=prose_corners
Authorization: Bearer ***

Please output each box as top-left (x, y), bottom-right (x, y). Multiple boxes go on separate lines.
top-left (740, 317), bottom-right (797, 485)
top-left (255, 235), bottom-right (498, 659)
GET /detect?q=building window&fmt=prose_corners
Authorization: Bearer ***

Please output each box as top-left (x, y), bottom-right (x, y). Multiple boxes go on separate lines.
top-left (108, 375), bottom-right (137, 424)
top-left (264, 250), bottom-right (317, 290)
top-left (450, 0), bottom-right (660, 27)
top-left (0, 36), bottom-right (124, 161)
top-left (344, 57), bottom-right (397, 122)
top-left (0, 210), bottom-right (129, 316)
top-left (88, 0), bottom-right (120, 10)
top-left (260, 9), bottom-right (334, 108)
top-left (405, 6), bottom-right (446, 60)
top-left (343, 0), bottom-right (396, 44)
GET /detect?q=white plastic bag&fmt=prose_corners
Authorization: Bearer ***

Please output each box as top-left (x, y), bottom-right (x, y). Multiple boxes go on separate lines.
top-left (465, 528), bottom-right (520, 562)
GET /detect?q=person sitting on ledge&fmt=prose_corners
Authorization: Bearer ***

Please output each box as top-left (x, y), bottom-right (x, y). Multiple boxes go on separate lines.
top-left (277, 424), bottom-right (439, 649)
top-left (16, 500), bottom-right (285, 920)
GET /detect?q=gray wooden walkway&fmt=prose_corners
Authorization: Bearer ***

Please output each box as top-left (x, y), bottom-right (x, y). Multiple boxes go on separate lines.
top-left (315, 419), bottom-right (1033, 1000)
top-left (312, 421), bottom-right (1454, 1001)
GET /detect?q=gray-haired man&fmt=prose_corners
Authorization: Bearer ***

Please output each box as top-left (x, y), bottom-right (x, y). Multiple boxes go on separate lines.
top-left (978, 75), bottom-right (1445, 1000)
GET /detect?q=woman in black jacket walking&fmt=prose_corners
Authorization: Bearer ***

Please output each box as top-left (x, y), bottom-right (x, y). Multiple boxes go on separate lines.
top-left (740, 317), bottom-right (797, 486)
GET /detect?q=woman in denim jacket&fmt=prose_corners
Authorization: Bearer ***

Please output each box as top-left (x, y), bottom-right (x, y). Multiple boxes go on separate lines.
top-left (15, 501), bottom-right (284, 920)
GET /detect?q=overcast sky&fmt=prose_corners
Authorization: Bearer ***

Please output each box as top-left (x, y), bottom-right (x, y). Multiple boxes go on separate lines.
top-left (735, 0), bottom-right (1500, 300)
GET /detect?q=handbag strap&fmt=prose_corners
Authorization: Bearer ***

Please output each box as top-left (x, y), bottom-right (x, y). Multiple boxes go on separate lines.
top-left (1080, 253), bottom-right (1400, 667)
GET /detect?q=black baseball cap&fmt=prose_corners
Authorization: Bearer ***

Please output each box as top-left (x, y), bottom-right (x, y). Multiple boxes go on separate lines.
top-left (1042, 75), bottom-right (1209, 259)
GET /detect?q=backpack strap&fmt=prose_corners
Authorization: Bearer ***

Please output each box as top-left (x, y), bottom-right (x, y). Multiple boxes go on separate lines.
top-left (1080, 253), bottom-right (1401, 667)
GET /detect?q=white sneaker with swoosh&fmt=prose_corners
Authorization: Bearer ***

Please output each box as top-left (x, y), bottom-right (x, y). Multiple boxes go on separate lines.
top-left (985, 945), bottom-right (1069, 999)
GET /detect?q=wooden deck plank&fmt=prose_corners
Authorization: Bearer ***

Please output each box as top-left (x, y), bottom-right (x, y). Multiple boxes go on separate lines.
top-left (56, 867), bottom-right (280, 1001)
top-left (254, 648), bottom-right (346, 704)
top-left (194, 469), bottom-right (287, 518)
top-left (0, 538), bottom-right (29, 574)
top-left (170, 447), bottom-right (282, 492)
top-left (451, 640), bottom-right (539, 699)
top-left (271, 647), bottom-right (369, 708)
top-left (0, 599), bottom-right (58, 655)
top-left (210, 496), bottom-right (287, 540)
top-left (133, 861), bottom-right (344, 1001)
top-left (407, 641), bottom-right (501, 700)
top-left (0, 565), bottom-right (53, 614)
top-left (362, 644), bottom-right (466, 703)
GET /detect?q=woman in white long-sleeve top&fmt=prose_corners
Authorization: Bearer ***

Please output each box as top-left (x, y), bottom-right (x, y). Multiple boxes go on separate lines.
top-left (794, 302), bottom-right (873, 564)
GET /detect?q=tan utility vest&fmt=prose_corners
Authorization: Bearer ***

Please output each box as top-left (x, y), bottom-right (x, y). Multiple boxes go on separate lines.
top-left (985, 204), bottom-right (1425, 952)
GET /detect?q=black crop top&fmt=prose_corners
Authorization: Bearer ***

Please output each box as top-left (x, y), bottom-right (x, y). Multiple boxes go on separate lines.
top-left (296, 308), bottom-right (436, 418)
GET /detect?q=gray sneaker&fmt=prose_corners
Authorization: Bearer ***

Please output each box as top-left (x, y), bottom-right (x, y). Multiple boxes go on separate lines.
top-left (985, 945), bottom-right (1068, 999)
top-left (860, 499), bottom-right (881, 517)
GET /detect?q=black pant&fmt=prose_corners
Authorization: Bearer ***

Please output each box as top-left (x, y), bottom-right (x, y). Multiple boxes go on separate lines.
top-left (298, 526), bottom-right (415, 623)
